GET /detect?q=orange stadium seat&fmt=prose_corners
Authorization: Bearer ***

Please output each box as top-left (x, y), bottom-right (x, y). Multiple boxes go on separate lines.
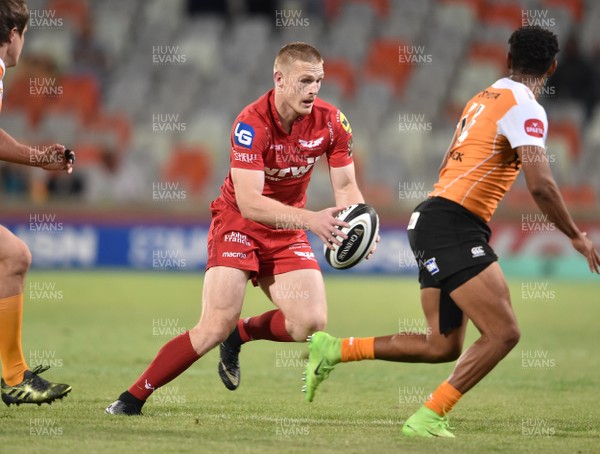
top-left (3, 76), bottom-right (48, 125)
top-left (46, 75), bottom-right (101, 124)
top-left (89, 114), bottom-right (132, 150)
top-left (469, 42), bottom-right (507, 71)
top-left (71, 143), bottom-right (103, 166)
top-left (163, 145), bottom-right (212, 195)
top-left (365, 39), bottom-right (412, 96)
top-left (324, 59), bottom-right (356, 98)
top-left (480, 2), bottom-right (523, 28)
top-left (46, 0), bottom-right (91, 32)
top-left (560, 185), bottom-right (596, 206)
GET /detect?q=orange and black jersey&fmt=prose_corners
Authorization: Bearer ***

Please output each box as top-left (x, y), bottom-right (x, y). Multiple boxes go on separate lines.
top-left (431, 77), bottom-right (548, 222)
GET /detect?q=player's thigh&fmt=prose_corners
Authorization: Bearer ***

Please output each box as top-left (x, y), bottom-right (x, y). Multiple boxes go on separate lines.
top-left (198, 266), bottom-right (249, 329)
top-left (449, 262), bottom-right (519, 342)
top-left (258, 269), bottom-right (327, 326)
top-left (0, 225), bottom-right (31, 272)
top-left (421, 287), bottom-right (467, 358)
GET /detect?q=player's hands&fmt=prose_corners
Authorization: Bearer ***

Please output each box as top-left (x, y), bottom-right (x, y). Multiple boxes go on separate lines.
top-left (307, 207), bottom-right (349, 250)
top-left (571, 232), bottom-right (600, 274)
top-left (365, 234), bottom-right (380, 260)
top-left (37, 144), bottom-right (75, 174)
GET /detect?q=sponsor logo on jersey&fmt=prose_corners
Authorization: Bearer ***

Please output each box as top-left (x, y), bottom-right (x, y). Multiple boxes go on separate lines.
top-left (222, 251), bottom-right (247, 259)
top-left (264, 156), bottom-right (321, 181)
top-left (424, 257), bottom-right (439, 275)
top-left (233, 122), bottom-right (255, 148)
top-left (298, 137), bottom-right (324, 149)
top-left (337, 111), bottom-right (352, 134)
top-left (471, 246), bottom-right (486, 258)
top-left (233, 151), bottom-right (258, 163)
top-left (524, 119), bottom-right (544, 138)
top-left (293, 251), bottom-right (316, 261)
top-left (224, 231), bottom-right (252, 246)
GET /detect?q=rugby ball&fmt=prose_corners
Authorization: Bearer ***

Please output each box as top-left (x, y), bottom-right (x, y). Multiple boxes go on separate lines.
top-left (324, 203), bottom-right (379, 270)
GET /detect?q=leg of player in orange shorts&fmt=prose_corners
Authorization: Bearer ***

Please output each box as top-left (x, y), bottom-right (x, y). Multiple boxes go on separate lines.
top-left (0, 226), bottom-right (72, 405)
top-left (0, 0), bottom-right (73, 406)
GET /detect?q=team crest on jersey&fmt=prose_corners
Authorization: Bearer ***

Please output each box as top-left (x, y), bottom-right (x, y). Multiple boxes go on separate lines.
top-left (298, 137), bottom-right (324, 149)
top-left (337, 110), bottom-right (352, 134)
top-left (524, 119), bottom-right (544, 138)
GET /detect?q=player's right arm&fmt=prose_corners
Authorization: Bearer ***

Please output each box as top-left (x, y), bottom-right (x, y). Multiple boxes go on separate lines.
top-left (232, 168), bottom-right (348, 248)
top-left (518, 145), bottom-right (599, 273)
top-left (0, 128), bottom-right (73, 173)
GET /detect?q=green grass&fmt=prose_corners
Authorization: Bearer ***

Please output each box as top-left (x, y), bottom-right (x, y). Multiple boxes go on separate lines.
top-left (0, 271), bottom-right (598, 453)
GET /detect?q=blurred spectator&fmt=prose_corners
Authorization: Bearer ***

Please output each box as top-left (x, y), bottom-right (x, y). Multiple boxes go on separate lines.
top-left (186, 0), bottom-right (277, 16)
top-left (0, 164), bottom-right (29, 195)
top-left (82, 146), bottom-right (148, 203)
top-left (550, 34), bottom-right (599, 119)
top-left (72, 20), bottom-right (108, 86)
top-left (46, 170), bottom-right (84, 197)
top-left (186, 0), bottom-right (229, 15)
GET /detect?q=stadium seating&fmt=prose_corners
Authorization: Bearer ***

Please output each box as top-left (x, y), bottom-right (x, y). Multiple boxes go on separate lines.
top-left (1, 0), bottom-right (596, 209)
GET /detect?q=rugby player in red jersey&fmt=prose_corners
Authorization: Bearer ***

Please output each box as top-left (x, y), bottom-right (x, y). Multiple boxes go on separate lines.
top-left (303, 26), bottom-right (599, 437)
top-left (0, 0), bottom-right (73, 406)
top-left (107, 42), bottom-right (377, 415)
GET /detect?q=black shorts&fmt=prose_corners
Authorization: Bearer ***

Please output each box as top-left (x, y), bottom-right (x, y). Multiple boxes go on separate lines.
top-left (407, 196), bottom-right (498, 333)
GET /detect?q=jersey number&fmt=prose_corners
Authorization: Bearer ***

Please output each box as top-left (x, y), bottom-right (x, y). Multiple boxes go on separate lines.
top-left (456, 102), bottom-right (486, 145)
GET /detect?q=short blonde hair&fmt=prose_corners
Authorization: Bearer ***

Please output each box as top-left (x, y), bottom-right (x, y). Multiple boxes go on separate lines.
top-left (274, 42), bottom-right (323, 72)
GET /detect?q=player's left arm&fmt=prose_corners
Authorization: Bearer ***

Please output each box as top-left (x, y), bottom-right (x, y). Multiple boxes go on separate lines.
top-left (327, 110), bottom-right (379, 257)
top-left (329, 163), bottom-right (364, 207)
top-left (501, 100), bottom-right (599, 274)
top-left (518, 145), bottom-right (599, 273)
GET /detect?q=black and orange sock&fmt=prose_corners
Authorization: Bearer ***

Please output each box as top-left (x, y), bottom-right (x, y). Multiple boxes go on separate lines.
top-left (0, 294), bottom-right (28, 386)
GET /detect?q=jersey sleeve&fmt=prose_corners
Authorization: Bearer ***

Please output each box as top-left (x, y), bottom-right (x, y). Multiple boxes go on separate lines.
top-left (326, 110), bottom-right (354, 168)
top-left (497, 101), bottom-right (548, 149)
top-left (229, 114), bottom-right (268, 171)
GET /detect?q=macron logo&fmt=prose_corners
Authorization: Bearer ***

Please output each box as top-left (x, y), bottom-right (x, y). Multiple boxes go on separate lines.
top-left (524, 119), bottom-right (544, 138)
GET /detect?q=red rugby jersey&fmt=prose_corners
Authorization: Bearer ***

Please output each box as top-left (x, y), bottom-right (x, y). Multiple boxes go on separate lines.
top-left (217, 89), bottom-right (354, 211)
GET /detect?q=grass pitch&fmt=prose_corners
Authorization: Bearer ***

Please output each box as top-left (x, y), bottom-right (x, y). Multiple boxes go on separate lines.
top-left (0, 271), bottom-right (598, 453)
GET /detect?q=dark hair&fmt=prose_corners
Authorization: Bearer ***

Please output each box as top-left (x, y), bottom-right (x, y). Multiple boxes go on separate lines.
top-left (508, 26), bottom-right (560, 76)
top-left (0, 0), bottom-right (29, 46)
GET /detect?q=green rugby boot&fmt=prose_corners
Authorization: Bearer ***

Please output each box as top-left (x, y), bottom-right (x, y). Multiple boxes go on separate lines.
top-left (402, 406), bottom-right (455, 438)
top-left (303, 332), bottom-right (341, 402)
top-left (2, 365), bottom-right (71, 406)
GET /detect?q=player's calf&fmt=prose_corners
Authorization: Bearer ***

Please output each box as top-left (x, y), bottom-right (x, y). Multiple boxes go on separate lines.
top-left (284, 313), bottom-right (327, 342)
